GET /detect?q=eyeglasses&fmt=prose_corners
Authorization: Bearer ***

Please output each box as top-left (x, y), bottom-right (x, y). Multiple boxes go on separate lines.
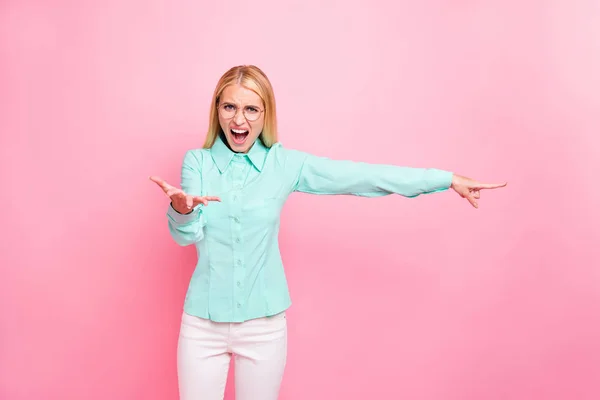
top-left (218, 102), bottom-right (264, 122)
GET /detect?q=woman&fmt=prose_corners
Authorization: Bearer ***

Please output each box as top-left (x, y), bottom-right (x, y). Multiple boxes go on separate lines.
top-left (150, 65), bottom-right (506, 400)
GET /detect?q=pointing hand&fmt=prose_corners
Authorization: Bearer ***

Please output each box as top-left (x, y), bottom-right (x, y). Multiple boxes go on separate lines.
top-left (451, 174), bottom-right (507, 208)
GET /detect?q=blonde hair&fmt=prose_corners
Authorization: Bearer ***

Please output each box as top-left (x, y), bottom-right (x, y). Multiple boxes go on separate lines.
top-left (202, 65), bottom-right (278, 149)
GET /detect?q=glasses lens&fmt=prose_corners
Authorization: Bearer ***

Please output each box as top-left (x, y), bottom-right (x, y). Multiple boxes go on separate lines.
top-left (244, 107), bottom-right (260, 121)
top-left (219, 104), bottom-right (235, 119)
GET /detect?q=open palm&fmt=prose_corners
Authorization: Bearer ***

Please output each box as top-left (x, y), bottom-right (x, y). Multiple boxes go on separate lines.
top-left (149, 176), bottom-right (220, 214)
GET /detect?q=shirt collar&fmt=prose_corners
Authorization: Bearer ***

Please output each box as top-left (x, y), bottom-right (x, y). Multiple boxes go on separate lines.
top-left (210, 134), bottom-right (268, 173)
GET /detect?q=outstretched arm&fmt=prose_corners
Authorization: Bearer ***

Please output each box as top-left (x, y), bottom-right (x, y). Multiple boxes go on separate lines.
top-left (289, 150), bottom-right (506, 207)
top-left (291, 151), bottom-right (453, 198)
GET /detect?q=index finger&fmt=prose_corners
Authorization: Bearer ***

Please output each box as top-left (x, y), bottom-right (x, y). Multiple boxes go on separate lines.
top-left (192, 196), bottom-right (221, 207)
top-left (477, 182), bottom-right (507, 190)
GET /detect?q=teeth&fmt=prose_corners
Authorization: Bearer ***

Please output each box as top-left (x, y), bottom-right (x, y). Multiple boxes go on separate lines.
top-left (232, 129), bottom-right (248, 134)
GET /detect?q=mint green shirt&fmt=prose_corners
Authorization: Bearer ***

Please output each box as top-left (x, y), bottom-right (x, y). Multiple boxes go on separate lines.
top-left (166, 135), bottom-right (453, 322)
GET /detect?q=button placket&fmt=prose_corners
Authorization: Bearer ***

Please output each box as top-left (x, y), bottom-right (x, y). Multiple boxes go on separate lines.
top-left (230, 157), bottom-right (248, 319)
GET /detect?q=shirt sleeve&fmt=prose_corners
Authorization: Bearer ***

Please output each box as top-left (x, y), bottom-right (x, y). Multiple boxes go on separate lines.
top-left (290, 150), bottom-right (453, 198)
top-left (166, 150), bottom-right (207, 245)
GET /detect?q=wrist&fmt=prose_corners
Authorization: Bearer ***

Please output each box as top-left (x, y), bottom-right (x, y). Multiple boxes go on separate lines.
top-left (171, 202), bottom-right (194, 215)
top-left (450, 173), bottom-right (460, 189)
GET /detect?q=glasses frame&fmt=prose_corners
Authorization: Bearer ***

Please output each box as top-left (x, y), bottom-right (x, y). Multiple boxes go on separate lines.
top-left (217, 102), bottom-right (265, 122)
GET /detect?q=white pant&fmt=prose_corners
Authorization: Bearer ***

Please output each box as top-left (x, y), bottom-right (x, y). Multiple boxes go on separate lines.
top-left (177, 311), bottom-right (287, 400)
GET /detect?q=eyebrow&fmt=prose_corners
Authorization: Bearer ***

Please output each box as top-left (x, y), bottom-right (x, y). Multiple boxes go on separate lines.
top-left (221, 101), bottom-right (261, 109)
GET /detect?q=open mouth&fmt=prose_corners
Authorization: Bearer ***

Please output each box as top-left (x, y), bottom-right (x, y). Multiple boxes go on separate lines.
top-left (231, 128), bottom-right (249, 145)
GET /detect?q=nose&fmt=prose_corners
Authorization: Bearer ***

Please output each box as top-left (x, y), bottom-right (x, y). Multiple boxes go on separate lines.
top-left (233, 108), bottom-right (246, 125)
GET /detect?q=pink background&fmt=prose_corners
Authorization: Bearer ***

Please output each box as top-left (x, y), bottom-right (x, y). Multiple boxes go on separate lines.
top-left (1, 1), bottom-right (599, 399)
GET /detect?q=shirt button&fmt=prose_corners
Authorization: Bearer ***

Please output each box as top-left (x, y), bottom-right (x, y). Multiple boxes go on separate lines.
top-left (237, 302), bottom-right (241, 308)
top-left (235, 238), bottom-right (240, 243)
top-left (234, 217), bottom-right (240, 223)
top-left (236, 260), bottom-right (242, 266)
top-left (237, 281), bottom-right (241, 287)
top-left (233, 195), bottom-right (238, 201)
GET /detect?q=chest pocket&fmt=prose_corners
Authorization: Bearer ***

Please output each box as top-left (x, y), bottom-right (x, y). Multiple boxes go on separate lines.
top-left (201, 195), bottom-right (285, 231)
top-left (242, 196), bottom-right (284, 226)
top-left (202, 200), bottom-right (229, 222)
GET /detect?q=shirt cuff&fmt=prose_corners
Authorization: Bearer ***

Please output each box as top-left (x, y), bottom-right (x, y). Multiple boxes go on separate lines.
top-left (426, 169), bottom-right (454, 191)
top-left (167, 203), bottom-right (202, 224)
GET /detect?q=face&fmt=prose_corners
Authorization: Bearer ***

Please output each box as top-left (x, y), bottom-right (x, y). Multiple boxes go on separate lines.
top-left (218, 84), bottom-right (265, 153)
